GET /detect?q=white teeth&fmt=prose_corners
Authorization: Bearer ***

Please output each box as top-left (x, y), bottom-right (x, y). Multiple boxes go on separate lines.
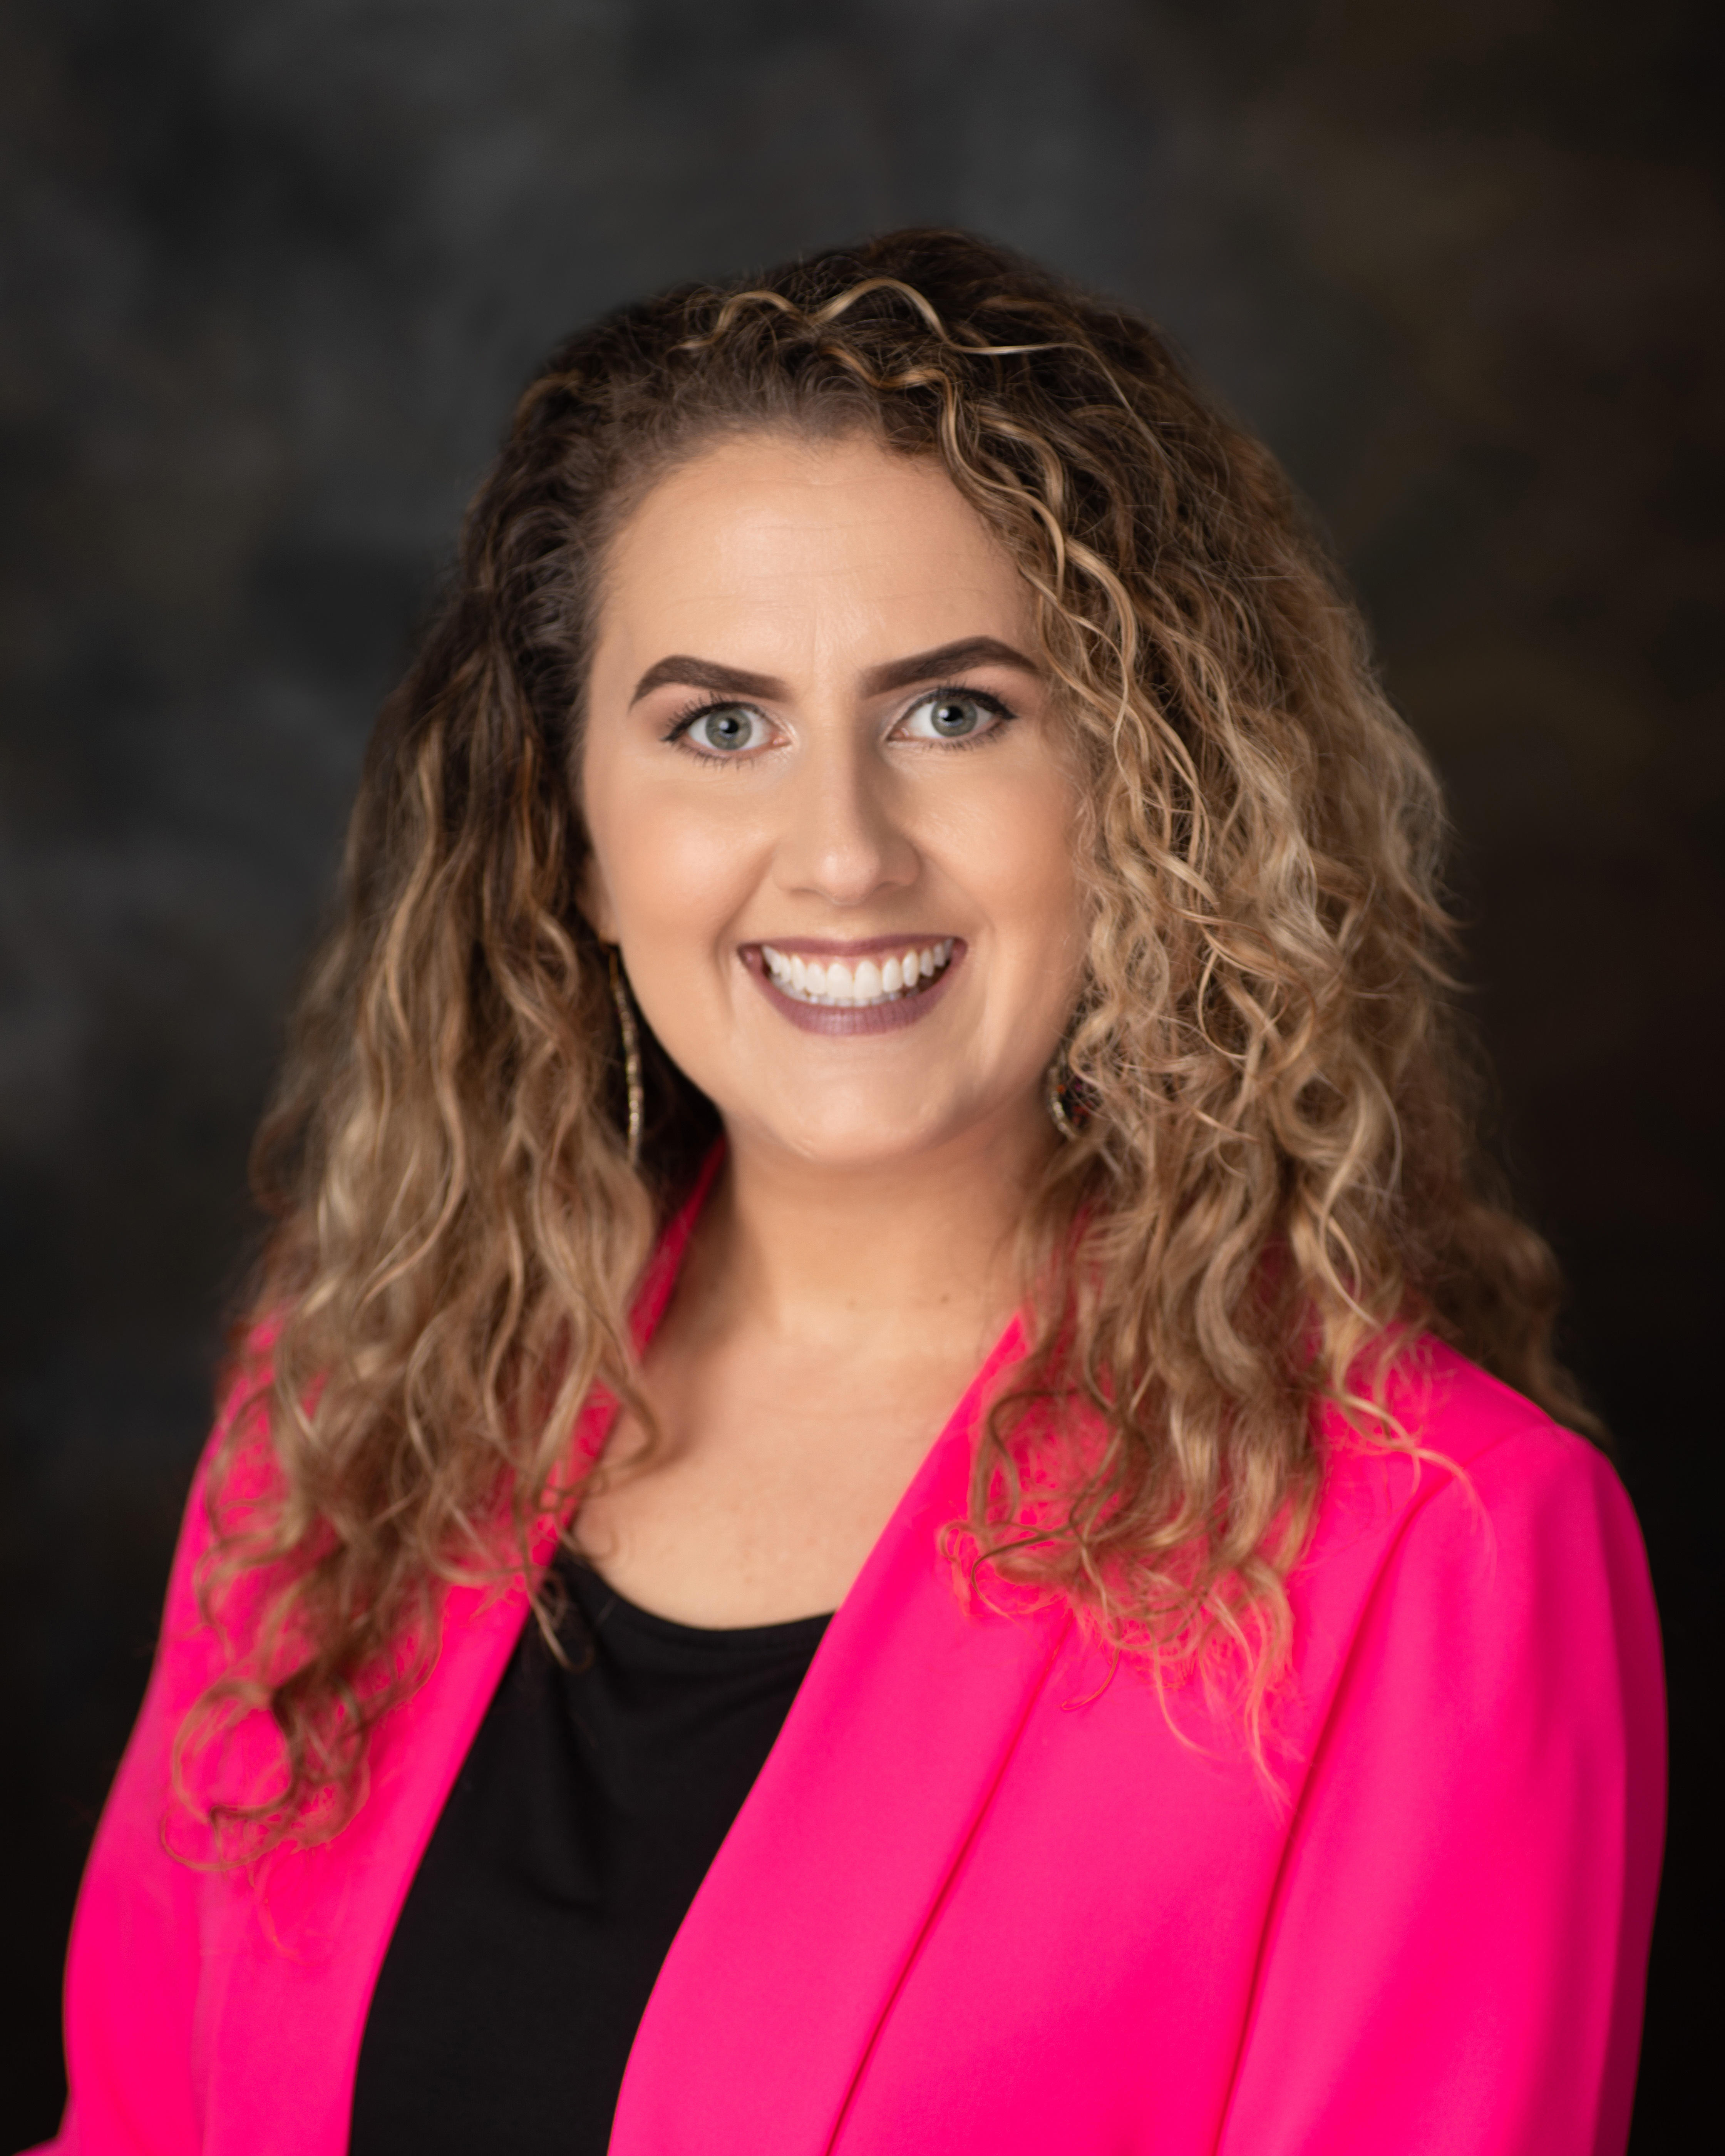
top-left (760, 939), bottom-right (957, 1008)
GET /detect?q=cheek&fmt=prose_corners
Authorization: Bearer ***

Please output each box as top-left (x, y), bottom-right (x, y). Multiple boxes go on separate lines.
top-left (593, 784), bottom-right (755, 962)
top-left (966, 777), bottom-right (1085, 964)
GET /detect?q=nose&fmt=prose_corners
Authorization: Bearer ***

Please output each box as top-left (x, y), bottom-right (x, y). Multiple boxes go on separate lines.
top-left (772, 731), bottom-right (918, 909)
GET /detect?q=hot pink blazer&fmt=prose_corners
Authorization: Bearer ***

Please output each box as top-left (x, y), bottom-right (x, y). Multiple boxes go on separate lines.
top-left (39, 1194), bottom-right (1665, 2155)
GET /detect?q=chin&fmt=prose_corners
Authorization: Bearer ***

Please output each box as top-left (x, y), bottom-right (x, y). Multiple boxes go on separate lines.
top-left (743, 1100), bottom-right (978, 1172)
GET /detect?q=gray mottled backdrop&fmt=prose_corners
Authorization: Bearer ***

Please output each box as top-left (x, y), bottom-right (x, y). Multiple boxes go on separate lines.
top-left (2, 0), bottom-right (1718, 2141)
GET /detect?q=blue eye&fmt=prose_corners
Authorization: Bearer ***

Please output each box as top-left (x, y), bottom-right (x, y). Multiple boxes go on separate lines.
top-left (899, 690), bottom-right (1004, 743)
top-left (689, 704), bottom-right (765, 753)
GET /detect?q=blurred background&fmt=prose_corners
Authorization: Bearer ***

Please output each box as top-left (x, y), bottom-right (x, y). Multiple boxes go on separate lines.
top-left (1, 0), bottom-right (1718, 2142)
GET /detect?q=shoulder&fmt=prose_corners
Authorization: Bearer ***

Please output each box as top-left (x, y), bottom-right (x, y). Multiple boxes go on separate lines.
top-left (1315, 1336), bottom-right (1635, 1563)
top-left (151, 1337), bottom-right (285, 1682)
top-left (1293, 1339), bottom-right (1661, 1726)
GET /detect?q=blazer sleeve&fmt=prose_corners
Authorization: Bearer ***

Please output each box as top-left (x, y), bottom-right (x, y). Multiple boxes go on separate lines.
top-left (35, 1432), bottom-right (231, 2156)
top-left (1216, 1422), bottom-right (1666, 2156)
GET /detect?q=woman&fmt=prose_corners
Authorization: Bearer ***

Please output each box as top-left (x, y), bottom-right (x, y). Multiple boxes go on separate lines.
top-left (45, 231), bottom-right (1663, 2154)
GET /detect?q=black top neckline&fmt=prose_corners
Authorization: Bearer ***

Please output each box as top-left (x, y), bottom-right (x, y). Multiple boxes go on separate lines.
top-left (352, 1543), bottom-right (834, 2155)
top-left (568, 1559), bottom-right (836, 1650)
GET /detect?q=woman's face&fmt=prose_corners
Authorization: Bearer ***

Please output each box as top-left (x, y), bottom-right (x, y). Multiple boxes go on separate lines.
top-left (580, 429), bottom-right (1086, 1172)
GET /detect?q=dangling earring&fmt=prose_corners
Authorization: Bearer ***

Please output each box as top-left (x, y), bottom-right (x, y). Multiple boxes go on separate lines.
top-left (1045, 1048), bottom-right (1092, 1143)
top-left (608, 946), bottom-right (643, 1167)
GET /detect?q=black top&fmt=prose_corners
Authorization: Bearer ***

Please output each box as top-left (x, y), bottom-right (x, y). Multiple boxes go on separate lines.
top-left (350, 1553), bottom-right (831, 2154)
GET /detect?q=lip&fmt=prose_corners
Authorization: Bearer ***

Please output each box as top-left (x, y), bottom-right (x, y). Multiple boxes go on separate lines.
top-left (739, 937), bottom-right (966, 1036)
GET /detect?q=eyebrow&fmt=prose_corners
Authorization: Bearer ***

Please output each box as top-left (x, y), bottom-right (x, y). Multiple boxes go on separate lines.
top-left (629, 655), bottom-right (784, 706)
top-left (628, 636), bottom-right (1040, 707)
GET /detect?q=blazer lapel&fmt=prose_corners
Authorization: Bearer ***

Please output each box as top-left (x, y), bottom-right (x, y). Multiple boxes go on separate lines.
top-left (196, 1167), bottom-right (724, 2151)
top-left (610, 1319), bottom-right (1071, 2156)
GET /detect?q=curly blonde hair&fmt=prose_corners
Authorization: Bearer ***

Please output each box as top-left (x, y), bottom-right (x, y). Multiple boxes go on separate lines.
top-left (188, 229), bottom-right (1591, 1847)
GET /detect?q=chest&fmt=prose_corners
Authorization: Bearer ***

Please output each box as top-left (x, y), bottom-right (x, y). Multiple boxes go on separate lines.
top-left (186, 1595), bottom-right (1294, 2156)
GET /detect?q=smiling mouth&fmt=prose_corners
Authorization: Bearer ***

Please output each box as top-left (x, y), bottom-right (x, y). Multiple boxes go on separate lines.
top-left (759, 938), bottom-right (956, 1009)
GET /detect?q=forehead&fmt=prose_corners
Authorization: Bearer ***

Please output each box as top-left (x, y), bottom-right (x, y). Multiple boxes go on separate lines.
top-left (594, 430), bottom-right (1031, 676)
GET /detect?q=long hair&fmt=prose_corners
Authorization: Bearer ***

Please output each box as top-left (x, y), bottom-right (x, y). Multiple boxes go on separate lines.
top-left (186, 228), bottom-right (1592, 1849)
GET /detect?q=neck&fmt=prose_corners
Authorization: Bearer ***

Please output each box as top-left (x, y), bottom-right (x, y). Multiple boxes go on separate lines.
top-left (687, 1108), bottom-right (1054, 1356)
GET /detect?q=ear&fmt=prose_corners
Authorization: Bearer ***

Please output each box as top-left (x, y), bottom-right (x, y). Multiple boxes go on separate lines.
top-left (576, 844), bottom-right (619, 945)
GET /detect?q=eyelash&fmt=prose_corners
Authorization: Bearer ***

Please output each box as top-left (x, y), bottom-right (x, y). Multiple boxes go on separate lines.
top-left (662, 683), bottom-right (1019, 760)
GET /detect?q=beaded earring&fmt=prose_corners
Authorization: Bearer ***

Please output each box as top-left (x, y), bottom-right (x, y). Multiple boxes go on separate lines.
top-left (1045, 1048), bottom-right (1094, 1142)
top-left (608, 947), bottom-right (644, 1167)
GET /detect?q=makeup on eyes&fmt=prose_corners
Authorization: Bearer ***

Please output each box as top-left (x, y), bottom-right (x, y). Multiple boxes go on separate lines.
top-left (660, 681), bottom-right (1019, 760)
